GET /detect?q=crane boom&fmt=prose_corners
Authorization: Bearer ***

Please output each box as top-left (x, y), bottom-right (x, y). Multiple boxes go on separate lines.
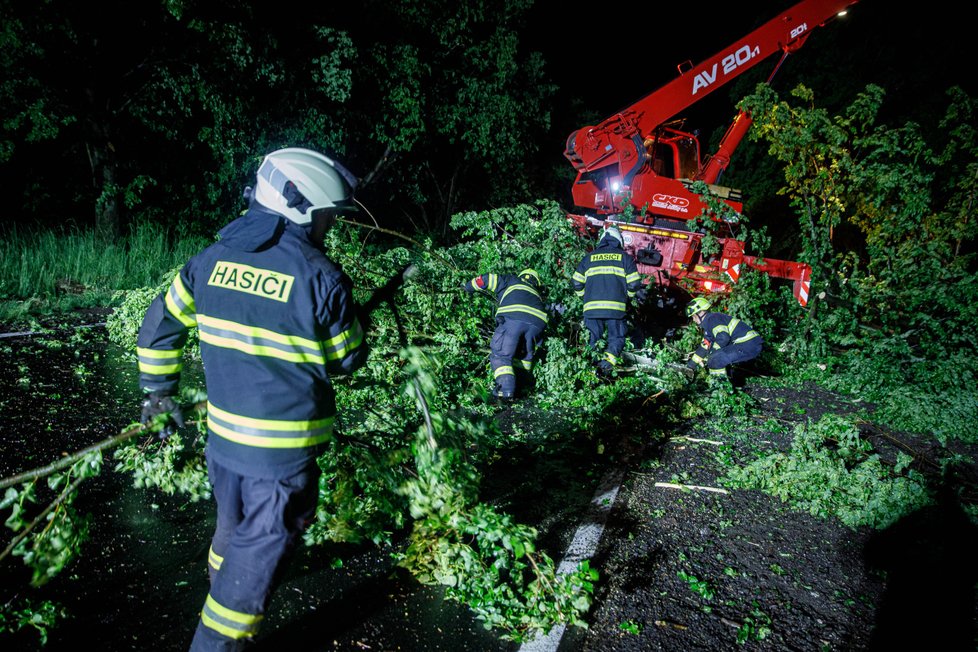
top-left (563, 0), bottom-right (859, 307)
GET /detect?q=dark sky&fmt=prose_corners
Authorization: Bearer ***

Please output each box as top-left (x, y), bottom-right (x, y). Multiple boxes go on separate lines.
top-left (526, 0), bottom-right (971, 139)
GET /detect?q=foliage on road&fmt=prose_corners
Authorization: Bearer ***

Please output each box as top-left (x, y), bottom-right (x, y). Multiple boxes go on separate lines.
top-left (3, 81), bottom-right (978, 646)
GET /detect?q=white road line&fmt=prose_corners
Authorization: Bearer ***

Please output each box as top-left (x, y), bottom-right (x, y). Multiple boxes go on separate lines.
top-left (518, 467), bottom-right (625, 652)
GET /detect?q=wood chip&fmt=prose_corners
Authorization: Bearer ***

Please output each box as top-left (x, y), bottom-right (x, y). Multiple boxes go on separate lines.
top-left (670, 436), bottom-right (723, 445)
top-left (654, 482), bottom-right (729, 494)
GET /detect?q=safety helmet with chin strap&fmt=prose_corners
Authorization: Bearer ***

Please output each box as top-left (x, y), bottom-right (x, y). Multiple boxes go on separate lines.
top-left (685, 296), bottom-right (713, 318)
top-left (252, 147), bottom-right (358, 225)
top-left (519, 268), bottom-right (541, 286)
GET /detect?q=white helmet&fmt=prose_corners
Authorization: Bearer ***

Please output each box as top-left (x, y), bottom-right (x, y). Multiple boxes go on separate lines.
top-left (253, 147), bottom-right (357, 225)
top-left (603, 226), bottom-right (623, 247)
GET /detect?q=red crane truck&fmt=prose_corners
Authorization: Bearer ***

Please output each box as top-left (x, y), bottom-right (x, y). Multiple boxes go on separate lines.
top-left (564, 0), bottom-right (859, 307)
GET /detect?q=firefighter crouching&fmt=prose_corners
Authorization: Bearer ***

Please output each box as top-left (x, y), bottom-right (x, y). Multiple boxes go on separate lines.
top-left (685, 296), bottom-right (763, 385)
top-left (137, 147), bottom-right (368, 651)
top-left (462, 268), bottom-right (548, 401)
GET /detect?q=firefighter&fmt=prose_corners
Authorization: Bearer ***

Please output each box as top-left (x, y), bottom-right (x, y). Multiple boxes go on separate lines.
top-left (136, 147), bottom-right (369, 651)
top-left (572, 226), bottom-right (644, 376)
top-left (462, 268), bottom-right (548, 401)
top-left (685, 296), bottom-right (763, 384)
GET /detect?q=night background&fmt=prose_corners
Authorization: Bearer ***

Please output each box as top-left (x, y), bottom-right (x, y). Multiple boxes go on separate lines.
top-left (1, 0), bottom-right (972, 241)
top-left (2, 1), bottom-right (978, 650)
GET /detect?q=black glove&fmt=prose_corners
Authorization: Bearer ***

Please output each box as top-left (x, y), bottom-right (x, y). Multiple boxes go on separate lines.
top-left (634, 288), bottom-right (648, 304)
top-left (686, 359), bottom-right (699, 371)
top-left (140, 391), bottom-right (185, 440)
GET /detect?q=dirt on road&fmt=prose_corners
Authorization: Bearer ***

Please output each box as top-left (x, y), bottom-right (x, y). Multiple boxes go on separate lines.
top-left (2, 309), bottom-right (977, 651)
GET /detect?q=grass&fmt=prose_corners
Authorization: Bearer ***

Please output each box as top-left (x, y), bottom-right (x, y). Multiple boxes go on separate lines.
top-left (0, 222), bottom-right (211, 325)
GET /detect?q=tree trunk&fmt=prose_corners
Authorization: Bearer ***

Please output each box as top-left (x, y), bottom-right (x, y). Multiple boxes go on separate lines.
top-left (95, 150), bottom-right (121, 240)
top-left (85, 86), bottom-right (121, 240)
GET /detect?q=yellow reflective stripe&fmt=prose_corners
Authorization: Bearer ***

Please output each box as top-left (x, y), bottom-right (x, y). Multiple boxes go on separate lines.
top-left (501, 283), bottom-right (542, 302)
top-left (734, 331), bottom-right (760, 344)
top-left (494, 366), bottom-right (514, 378)
top-left (137, 347), bottom-right (181, 359)
top-left (199, 332), bottom-right (324, 364)
top-left (323, 320), bottom-right (364, 361)
top-left (572, 271), bottom-right (585, 283)
top-left (709, 367), bottom-right (728, 376)
top-left (711, 318), bottom-right (759, 344)
top-left (207, 402), bottom-right (334, 449)
top-left (197, 314), bottom-right (325, 364)
top-left (575, 289), bottom-right (585, 297)
top-left (136, 347), bottom-right (184, 375)
top-left (208, 546), bottom-right (223, 572)
top-left (200, 594), bottom-right (262, 640)
top-left (199, 314), bottom-right (319, 349)
top-left (712, 319), bottom-right (737, 338)
top-left (691, 353), bottom-right (705, 365)
top-left (626, 272), bottom-right (641, 283)
top-left (497, 284), bottom-right (548, 322)
top-left (604, 352), bottom-right (619, 365)
top-left (585, 266), bottom-right (626, 278)
top-left (164, 274), bottom-right (197, 327)
top-left (584, 300), bottom-right (626, 312)
top-left (138, 360), bottom-right (184, 375)
top-left (486, 274), bottom-right (498, 292)
top-left (496, 304), bottom-right (548, 322)
top-left (519, 359), bottom-right (533, 370)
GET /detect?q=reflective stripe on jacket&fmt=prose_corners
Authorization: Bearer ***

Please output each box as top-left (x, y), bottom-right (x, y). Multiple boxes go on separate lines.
top-left (572, 234), bottom-right (643, 318)
top-left (465, 273), bottom-right (548, 329)
top-left (691, 312), bottom-right (762, 365)
top-left (136, 207), bottom-right (368, 479)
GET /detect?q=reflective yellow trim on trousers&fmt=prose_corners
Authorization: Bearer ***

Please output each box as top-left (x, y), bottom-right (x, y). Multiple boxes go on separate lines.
top-left (200, 594), bottom-right (262, 640)
top-left (494, 366), bottom-right (514, 378)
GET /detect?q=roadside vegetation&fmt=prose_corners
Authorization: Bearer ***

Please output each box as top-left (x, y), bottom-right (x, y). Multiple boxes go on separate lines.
top-left (2, 0), bottom-right (977, 644)
top-left (4, 83), bottom-right (978, 645)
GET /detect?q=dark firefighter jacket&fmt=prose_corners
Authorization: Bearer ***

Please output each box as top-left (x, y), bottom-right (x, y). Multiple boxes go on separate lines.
top-left (572, 232), bottom-right (643, 318)
top-left (136, 206), bottom-right (368, 479)
top-left (463, 273), bottom-right (548, 329)
top-left (691, 312), bottom-right (762, 365)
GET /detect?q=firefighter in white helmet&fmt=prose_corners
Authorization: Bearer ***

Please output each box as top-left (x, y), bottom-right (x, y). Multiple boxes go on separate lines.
top-left (572, 226), bottom-right (644, 376)
top-left (137, 147), bottom-right (368, 651)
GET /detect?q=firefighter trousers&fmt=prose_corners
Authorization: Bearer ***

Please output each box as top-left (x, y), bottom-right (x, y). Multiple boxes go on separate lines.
top-left (706, 340), bottom-right (762, 372)
top-left (489, 318), bottom-right (544, 398)
top-left (584, 318), bottom-right (627, 368)
top-left (189, 455), bottom-right (320, 652)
